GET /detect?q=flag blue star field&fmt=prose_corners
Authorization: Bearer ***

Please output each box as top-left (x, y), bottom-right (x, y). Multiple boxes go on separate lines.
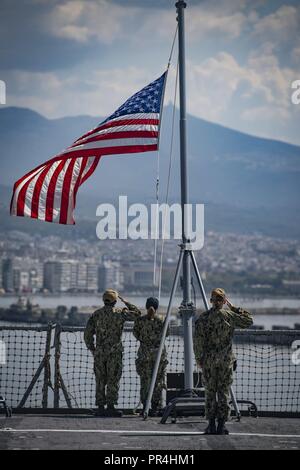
top-left (10, 71), bottom-right (167, 225)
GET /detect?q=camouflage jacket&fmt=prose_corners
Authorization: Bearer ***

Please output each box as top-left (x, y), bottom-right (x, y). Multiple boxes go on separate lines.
top-left (84, 301), bottom-right (141, 353)
top-left (133, 315), bottom-right (169, 351)
top-left (193, 306), bottom-right (253, 364)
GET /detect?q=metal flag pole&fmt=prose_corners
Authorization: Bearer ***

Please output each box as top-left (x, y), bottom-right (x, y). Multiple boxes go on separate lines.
top-left (177, 0), bottom-right (194, 393)
top-left (143, 0), bottom-right (241, 422)
top-left (144, 0), bottom-right (195, 419)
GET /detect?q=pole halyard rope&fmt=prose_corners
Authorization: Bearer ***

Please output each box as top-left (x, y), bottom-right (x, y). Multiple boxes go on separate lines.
top-left (158, 58), bottom-right (179, 302)
top-left (153, 25), bottom-right (178, 294)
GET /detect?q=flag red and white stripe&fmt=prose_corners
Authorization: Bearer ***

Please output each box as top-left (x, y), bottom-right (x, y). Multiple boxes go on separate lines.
top-left (10, 72), bottom-right (167, 225)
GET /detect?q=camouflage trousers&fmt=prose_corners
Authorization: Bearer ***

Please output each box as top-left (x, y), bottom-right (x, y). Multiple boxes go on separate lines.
top-left (136, 347), bottom-right (168, 409)
top-left (202, 360), bottom-right (233, 421)
top-left (93, 346), bottom-right (123, 406)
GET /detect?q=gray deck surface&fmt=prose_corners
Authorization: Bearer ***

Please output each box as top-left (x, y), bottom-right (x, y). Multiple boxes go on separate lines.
top-left (1, 414), bottom-right (300, 450)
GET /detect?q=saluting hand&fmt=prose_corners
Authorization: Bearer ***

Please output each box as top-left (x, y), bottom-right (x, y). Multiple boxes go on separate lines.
top-left (118, 294), bottom-right (126, 303)
top-left (225, 298), bottom-right (234, 310)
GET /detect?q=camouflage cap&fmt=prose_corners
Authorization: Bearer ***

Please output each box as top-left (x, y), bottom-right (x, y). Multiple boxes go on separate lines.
top-left (211, 288), bottom-right (226, 299)
top-left (103, 289), bottom-right (118, 302)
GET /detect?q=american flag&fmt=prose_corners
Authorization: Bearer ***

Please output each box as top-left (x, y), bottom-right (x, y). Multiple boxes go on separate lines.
top-left (10, 72), bottom-right (167, 225)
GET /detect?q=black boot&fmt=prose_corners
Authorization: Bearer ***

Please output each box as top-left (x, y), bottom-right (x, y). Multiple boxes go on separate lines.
top-left (204, 418), bottom-right (217, 435)
top-left (149, 407), bottom-right (159, 417)
top-left (105, 405), bottom-right (123, 417)
top-left (94, 405), bottom-right (105, 417)
top-left (140, 402), bottom-right (146, 416)
top-left (217, 419), bottom-right (229, 435)
top-left (139, 402), bottom-right (146, 416)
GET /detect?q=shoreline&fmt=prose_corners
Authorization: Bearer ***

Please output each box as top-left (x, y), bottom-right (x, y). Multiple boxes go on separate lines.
top-left (1, 294), bottom-right (300, 308)
top-left (1, 307), bottom-right (300, 329)
top-left (1, 292), bottom-right (300, 299)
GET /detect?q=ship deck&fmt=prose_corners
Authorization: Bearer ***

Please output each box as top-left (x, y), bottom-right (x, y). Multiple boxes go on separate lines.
top-left (1, 414), bottom-right (300, 450)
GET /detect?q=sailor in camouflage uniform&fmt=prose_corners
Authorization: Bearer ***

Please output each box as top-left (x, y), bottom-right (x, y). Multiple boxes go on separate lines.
top-left (84, 289), bottom-right (141, 417)
top-left (193, 288), bottom-right (253, 434)
top-left (133, 297), bottom-right (169, 416)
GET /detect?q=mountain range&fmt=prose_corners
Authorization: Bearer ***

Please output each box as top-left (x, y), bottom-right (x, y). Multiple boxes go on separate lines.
top-left (0, 105), bottom-right (299, 238)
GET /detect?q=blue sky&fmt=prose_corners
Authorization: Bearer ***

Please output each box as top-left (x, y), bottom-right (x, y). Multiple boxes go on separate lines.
top-left (0, 0), bottom-right (299, 144)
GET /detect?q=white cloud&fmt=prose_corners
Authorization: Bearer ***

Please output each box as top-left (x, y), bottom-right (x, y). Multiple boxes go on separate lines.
top-left (6, 67), bottom-right (155, 118)
top-left (186, 54), bottom-right (240, 120)
top-left (188, 9), bottom-right (247, 39)
top-left (6, 45), bottom-right (298, 143)
top-left (252, 5), bottom-right (300, 43)
top-left (179, 48), bottom-right (298, 142)
top-left (3, 0), bottom-right (300, 145)
top-left (47, 0), bottom-right (250, 47)
top-left (48, 0), bottom-right (136, 43)
top-left (141, 2), bottom-right (248, 42)
top-left (185, 52), bottom-right (259, 120)
top-left (291, 45), bottom-right (300, 65)
top-left (247, 51), bottom-right (295, 107)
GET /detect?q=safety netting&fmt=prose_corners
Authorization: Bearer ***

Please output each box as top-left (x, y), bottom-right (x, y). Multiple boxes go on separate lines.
top-left (0, 324), bottom-right (299, 415)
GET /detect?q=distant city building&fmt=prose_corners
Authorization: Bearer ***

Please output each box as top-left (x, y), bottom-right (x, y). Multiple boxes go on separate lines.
top-left (98, 261), bottom-right (124, 292)
top-left (2, 259), bottom-right (14, 292)
top-left (76, 262), bottom-right (98, 292)
top-left (1, 230), bottom-right (299, 296)
top-left (86, 263), bottom-right (98, 292)
top-left (123, 261), bottom-right (159, 289)
top-left (13, 269), bottom-right (30, 292)
top-left (44, 260), bottom-right (98, 293)
top-left (29, 264), bottom-right (44, 292)
top-left (13, 261), bottom-right (44, 293)
top-left (44, 261), bottom-right (63, 292)
top-left (1, 257), bottom-right (44, 293)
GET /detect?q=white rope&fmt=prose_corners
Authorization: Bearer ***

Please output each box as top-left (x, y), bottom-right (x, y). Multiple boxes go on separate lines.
top-left (153, 26), bottom-right (178, 294)
top-left (152, 139), bottom-right (160, 292)
top-left (157, 57), bottom-right (179, 302)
